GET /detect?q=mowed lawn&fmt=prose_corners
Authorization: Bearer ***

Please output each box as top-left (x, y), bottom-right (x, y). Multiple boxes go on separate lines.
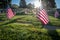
top-left (0, 13), bottom-right (60, 40)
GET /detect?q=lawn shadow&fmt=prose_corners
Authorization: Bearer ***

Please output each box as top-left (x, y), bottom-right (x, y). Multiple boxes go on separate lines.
top-left (0, 17), bottom-right (26, 26)
top-left (44, 23), bottom-right (60, 40)
top-left (0, 19), bottom-right (17, 26)
top-left (44, 22), bottom-right (60, 30)
top-left (47, 30), bottom-right (60, 40)
top-left (0, 15), bottom-right (6, 21)
top-left (16, 12), bottom-right (26, 15)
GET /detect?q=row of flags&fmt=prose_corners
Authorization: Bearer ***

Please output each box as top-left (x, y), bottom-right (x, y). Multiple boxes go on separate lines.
top-left (36, 8), bottom-right (60, 25)
top-left (6, 6), bottom-right (59, 26)
top-left (6, 6), bottom-right (49, 25)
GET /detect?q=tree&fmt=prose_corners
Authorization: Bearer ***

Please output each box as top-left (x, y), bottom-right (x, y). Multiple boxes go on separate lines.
top-left (27, 3), bottom-right (34, 9)
top-left (41, 0), bottom-right (56, 10)
top-left (20, 0), bottom-right (27, 8)
top-left (48, 0), bottom-right (56, 8)
top-left (11, 4), bottom-right (19, 9)
top-left (0, 0), bottom-right (11, 9)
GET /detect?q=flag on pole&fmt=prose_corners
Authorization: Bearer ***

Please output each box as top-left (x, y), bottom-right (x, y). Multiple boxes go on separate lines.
top-left (37, 9), bottom-right (49, 25)
top-left (54, 10), bottom-right (59, 18)
top-left (6, 6), bottom-right (14, 19)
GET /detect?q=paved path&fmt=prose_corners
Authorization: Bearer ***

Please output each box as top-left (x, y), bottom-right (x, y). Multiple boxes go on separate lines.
top-left (44, 25), bottom-right (60, 30)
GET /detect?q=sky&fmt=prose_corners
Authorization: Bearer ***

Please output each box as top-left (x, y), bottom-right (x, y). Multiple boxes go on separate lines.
top-left (11, 0), bottom-right (20, 5)
top-left (12, 0), bottom-right (60, 8)
top-left (11, 0), bottom-right (40, 8)
top-left (55, 0), bottom-right (60, 8)
top-left (11, 0), bottom-right (37, 5)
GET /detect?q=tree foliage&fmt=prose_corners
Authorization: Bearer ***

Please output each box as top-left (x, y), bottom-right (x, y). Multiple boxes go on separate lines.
top-left (48, 0), bottom-right (56, 8)
top-left (41, 0), bottom-right (56, 9)
top-left (20, 0), bottom-right (27, 8)
top-left (11, 4), bottom-right (19, 9)
top-left (27, 3), bottom-right (34, 9)
top-left (0, 0), bottom-right (11, 9)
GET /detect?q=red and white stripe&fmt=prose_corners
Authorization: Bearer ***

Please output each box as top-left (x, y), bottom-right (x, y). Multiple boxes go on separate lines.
top-left (7, 8), bottom-right (14, 19)
top-left (37, 9), bottom-right (49, 25)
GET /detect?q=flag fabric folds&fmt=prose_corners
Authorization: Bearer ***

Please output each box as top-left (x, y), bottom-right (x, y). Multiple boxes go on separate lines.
top-left (37, 9), bottom-right (49, 25)
top-left (54, 10), bottom-right (59, 18)
top-left (6, 6), bottom-right (14, 19)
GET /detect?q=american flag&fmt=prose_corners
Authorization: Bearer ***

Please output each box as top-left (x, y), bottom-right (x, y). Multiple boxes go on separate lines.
top-left (37, 9), bottom-right (49, 25)
top-left (6, 6), bottom-right (14, 19)
top-left (54, 10), bottom-right (59, 18)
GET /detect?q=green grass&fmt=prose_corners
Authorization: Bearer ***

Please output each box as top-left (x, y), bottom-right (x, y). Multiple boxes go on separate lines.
top-left (0, 13), bottom-right (60, 40)
top-left (49, 16), bottom-right (60, 27)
